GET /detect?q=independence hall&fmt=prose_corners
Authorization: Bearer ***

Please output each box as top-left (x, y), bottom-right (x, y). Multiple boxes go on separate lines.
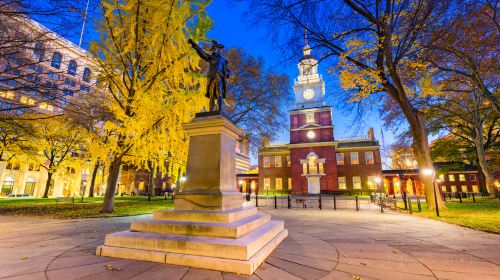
top-left (257, 41), bottom-right (382, 195)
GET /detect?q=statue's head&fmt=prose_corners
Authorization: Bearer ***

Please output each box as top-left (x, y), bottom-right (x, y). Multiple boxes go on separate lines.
top-left (211, 40), bottom-right (224, 56)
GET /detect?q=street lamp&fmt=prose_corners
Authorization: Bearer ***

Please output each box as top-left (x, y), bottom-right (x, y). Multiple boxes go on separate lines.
top-left (422, 168), bottom-right (439, 217)
top-left (375, 176), bottom-right (383, 213)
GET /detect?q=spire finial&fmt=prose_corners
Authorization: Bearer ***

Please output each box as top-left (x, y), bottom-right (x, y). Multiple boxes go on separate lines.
top-left (303, 28), bottom-right (311, 56)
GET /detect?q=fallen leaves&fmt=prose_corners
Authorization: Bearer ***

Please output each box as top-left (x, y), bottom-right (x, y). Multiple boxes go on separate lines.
top-left (352, 275), bottom-right (362, 280)
top-left (105, 264), bottom-right (122, 271)
top-left (20, 256), bottom-right (29, 260)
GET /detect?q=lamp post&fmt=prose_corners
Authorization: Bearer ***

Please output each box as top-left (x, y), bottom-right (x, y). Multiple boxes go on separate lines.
top-left (423, 168), bottom-right (439, 217)
top-left (375, 176), bottom-right (383, 213)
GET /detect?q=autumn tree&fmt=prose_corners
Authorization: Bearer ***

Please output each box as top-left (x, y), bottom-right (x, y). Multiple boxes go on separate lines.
top-left (426, 89), bottom-right (499, 195)
top-left (222, 48), bottom-right (291, 149)
top-left (92, 0), bottom-right (211, 212)
top-left (26, 116), bottom-right (85, 198)
top-left (246, 0), bottom-right (455, 209)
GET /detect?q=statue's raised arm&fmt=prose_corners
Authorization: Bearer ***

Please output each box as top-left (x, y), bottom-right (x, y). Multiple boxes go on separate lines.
top-left (188, 39), bottom-right (210, 61)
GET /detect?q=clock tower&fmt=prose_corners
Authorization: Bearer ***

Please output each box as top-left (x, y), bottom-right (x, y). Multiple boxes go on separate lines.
top-left (288, 36), bottom-right (338, 194)
top-left (292, 38), bottom-right (326, 109)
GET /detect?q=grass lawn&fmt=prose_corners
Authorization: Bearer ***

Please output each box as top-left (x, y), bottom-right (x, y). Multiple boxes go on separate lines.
top-left (0, 196), bottom-right (173, 219)
top-left (396, 197), bottom-right (500, 233)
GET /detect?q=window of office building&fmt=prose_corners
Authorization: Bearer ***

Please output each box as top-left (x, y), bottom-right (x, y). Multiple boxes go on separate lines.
top-left (336, 153), bottom-right (344, 165)
top-left (263, 178), bottom-right (270, 189)
top-left (263, 157), bottom-right (270, 168)
top-left (275, 178), bottom-right (282, 190)
top-left (338, 177), bottom-right (346, 189)
top-left (275, 156), bottom-right (282, 167)
top-left (365, 151), bottom-right (374, 164)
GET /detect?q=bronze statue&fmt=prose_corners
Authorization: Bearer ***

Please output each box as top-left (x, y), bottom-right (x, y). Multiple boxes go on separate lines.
top-left (188, 39), bottom-right (231, 112)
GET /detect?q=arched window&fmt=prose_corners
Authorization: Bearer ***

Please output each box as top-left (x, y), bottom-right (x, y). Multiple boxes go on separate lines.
top-left (307, 153), bottom-right (318, 174)
top-left (51, 52), bottom-right (62, 69)
top-left (82, 67), bottom-right (91, 82)
top-left (67, 60), bottom-right (77, 76)
top-left (33, 42), bottom-right (44, 62)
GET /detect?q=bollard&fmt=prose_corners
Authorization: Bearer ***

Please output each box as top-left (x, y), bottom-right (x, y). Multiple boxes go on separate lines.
top-left (333, 194), bottom-right (337, 210)
top-left (459, 193), bottom-right (462, 203)
top-left (443, 192), bottom-right (447, 202)
top-left (355, 196), bottom-right (359, 211)
top-left (274, 195), bottom-right (277, 209)
top-left (403, 196), bottom-right (408, 210)
top-left (255, 195), bottom-right (258, 207)
top-left (408, 197), bottom-right (412, 214)
top-left (472, 193), bottom-right (476, 202)
top-left (319, 194), bottom-right (322, 210)
top-left (380, 196), bottom-right (383, 213)
top-left (394, 199), bottom-right (397, 209)
top-left (417, 197), bottom-right (421, 212)
top-left (287, 195), bottom-right (291, 209)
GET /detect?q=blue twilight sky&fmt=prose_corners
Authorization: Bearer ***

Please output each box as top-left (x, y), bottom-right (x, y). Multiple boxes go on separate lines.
top-left (50, 0), bottom-right (397, 168)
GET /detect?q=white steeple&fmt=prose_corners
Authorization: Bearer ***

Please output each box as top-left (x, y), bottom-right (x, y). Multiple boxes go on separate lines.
top-left (292, 30), bottom-right (326, 109)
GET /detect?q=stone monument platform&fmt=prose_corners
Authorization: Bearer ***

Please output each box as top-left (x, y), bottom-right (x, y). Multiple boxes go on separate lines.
top-left (96, 114), bottom-right (287, 275)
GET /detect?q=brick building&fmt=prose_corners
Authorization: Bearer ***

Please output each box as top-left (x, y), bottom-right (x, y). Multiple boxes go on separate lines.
top-left (257, 40), bottom-right (382, 195)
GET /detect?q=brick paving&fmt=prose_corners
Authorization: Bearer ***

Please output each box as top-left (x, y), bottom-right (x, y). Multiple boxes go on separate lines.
top-left (0, 208), bottom-right (498, 280)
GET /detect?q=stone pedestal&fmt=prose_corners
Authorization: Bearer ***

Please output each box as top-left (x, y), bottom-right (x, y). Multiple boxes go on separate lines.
top-left (96, 114), bottom-right (287, 275)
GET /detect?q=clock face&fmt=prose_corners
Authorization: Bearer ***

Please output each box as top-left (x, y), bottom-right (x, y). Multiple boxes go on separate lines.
top-left (303, 89), bottom-right (315, 100)
top-left (307, 130), bottom-right (316, 139)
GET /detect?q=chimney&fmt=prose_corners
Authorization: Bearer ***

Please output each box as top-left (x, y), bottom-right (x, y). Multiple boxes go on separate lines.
top-left (368, 127), bottom-right (374, 140)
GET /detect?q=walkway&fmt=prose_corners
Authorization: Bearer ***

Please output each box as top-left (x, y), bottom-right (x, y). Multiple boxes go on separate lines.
top-left (0, 208), bottom-right (498, 280)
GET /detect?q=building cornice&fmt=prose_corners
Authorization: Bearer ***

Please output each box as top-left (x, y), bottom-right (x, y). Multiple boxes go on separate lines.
top-left (289, 106), bottom-right (331, 115)
top-left (337, 146), bottom-right (379, 152)
top-left (258, 150), bottom-right (290, 156)
top-left (289, 141), bottom-right (337, 149)
top-left (290, 125), bottom-right (333, 131)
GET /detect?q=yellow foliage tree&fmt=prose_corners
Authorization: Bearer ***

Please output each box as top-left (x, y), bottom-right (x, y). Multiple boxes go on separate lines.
top-left (91, 0), bottom-right (212, 212)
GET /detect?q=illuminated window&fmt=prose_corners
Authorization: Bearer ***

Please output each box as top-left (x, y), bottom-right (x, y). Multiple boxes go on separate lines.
top-left (336, 153), bottom-right (344, 165)
top-left (350, 152), bottom-right (359, 165)
top-left (450, 185), bottom-right (457, 192)
top-left (365, 151), bottom-right (374, 164)
top-left (306, 112), bottom-right (314, 123)
top-left (367, 176), bottom-right (377, 189)
top-left (264, 178), bottom-right (270, 190)
top-left (448, 174), bottom-right (455, 182)
top-left (459, 174), bottom-right (466, 181)
top-left (353, 176), bottom-right (361, 189)
top-left (308, 155), bottom-right (318, 174)
top-left (1, 91), bottom-right (15, 99)
top-left (288, 178), bottom-right (292, 190)
top-left (302, 163), bottom-right (307, 174)
top-left (472, 185), bottom-right (479, 192)
top-left (338, 177), bottom-right (346, 189)
top-left (20, 96), bottom-right (28, 104)
top-left (470, 174), bottom-right (477, 181)
top-left (441, 185), bottom-right (447, 192)
top-left (263, 157), bottom-right (270, 168)
top-left (287, 156), bottom-right (291, 167)
top-left (318, 162), bottom-right (324, 174)
top-left (461, 185), bottom-right (467, 192)
top-left (275, 156), bottom-right (282, 167)
top-left (439, 174), bottom-right (444, 181)
top-left (275, 178), bottom-right (282, 190)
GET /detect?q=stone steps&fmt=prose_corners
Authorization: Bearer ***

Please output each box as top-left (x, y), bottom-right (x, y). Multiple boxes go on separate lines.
top-left (131, 213), bottom-right (271, 238)
top-left (152, 206), bottom-right (257, 223)
top-left (101, 219), bottom-right (284, 261)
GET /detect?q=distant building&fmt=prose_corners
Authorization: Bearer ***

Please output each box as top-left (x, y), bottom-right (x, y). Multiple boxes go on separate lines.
top-left (256, 39), bottom-right (382, 195)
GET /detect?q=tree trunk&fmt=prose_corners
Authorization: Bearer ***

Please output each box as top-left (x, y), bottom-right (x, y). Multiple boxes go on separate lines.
top-left (478, 168), bottom-right (488, 194)
top-left (147, 161), bottom-right (156, 199)
top-left (473, 126), bottom-right (496, 196)
top-left (410, 111), bottom-right (446, 210)
top-left (42, 171), bottom-right (53, 198)
top-left (88, 161), bottom-right (100, 198)
top-left (101, 157), bottom-right (122, 213)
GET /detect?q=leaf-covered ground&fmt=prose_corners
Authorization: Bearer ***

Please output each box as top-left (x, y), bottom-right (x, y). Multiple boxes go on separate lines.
top-left (397, 197), bottom-right (500, 233)
top-left (0, 196), bottom-right (173, 219)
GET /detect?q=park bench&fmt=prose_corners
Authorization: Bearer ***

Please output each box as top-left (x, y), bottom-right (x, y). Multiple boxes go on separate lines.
top-left (295, 198), bottom-right (307, 208)
top-left (56, 196), bottom-right (75, 205)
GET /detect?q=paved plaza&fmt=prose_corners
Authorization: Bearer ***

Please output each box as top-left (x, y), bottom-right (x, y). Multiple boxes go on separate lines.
top-left (0, 208), bottom-right (499, 280)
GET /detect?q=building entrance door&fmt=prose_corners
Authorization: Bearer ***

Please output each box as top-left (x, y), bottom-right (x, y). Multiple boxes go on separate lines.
top-left (307, 177), bottom-right (320, 194)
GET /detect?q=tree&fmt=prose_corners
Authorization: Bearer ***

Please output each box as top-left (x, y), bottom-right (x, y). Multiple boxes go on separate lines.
top-left (246, 0), bottom-right (452, 209)
top-left (423, 1), bottom-right (499, 113)
top-left (92, 0), bottom-right (211, 213)
top-left (427, 89), bottom-right (499, 195)
top-left (222, 48), bottom-right (291, 149)
top-left (28, 116), bottom-right (84, 198)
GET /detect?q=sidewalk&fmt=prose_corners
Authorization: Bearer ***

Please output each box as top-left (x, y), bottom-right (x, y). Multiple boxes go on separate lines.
top-left (0, 208), bottom-right (498, 279)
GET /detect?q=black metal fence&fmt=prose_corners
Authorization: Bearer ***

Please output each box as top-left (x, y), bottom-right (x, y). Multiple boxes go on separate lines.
top-left (244, 194), bottom-right (376, 211)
